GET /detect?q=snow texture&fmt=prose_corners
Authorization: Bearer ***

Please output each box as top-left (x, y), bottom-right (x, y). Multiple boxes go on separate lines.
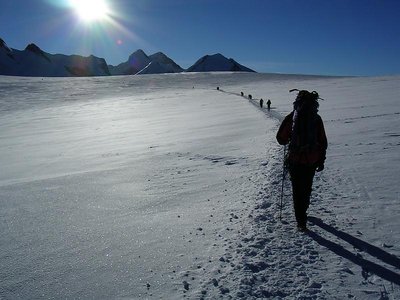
top-left (0, 72), bottom-right (399, 299)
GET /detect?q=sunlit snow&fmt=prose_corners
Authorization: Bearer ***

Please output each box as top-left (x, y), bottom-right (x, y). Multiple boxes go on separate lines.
top-left (0, 73), bottom-right (399, 299)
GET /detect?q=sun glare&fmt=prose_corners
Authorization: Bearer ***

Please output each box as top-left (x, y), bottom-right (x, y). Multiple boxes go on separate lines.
top-left (70, 0), bottom-right (110, 22)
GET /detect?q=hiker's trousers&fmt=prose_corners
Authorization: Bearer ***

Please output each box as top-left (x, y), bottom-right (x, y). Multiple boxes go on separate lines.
top-left (288, 163), bottom-right (316, 227)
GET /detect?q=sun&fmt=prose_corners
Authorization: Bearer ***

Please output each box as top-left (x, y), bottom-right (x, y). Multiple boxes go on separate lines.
top-left (70, 0), bottom-right (110, 22)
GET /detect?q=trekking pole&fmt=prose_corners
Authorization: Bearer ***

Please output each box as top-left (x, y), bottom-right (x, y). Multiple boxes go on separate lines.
top-left (279, 145), bottom-right (287, 221)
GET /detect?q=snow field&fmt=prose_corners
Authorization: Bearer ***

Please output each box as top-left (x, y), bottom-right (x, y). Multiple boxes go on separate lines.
top-left (0, 73), bottom-right (399, 299)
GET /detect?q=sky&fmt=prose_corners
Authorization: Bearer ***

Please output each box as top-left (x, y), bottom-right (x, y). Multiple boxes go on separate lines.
top-left (1, 0), bottom-right (400, 76)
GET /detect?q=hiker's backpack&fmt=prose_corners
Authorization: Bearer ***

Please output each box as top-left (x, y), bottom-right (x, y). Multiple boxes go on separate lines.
top-left (289, 90), bottom-right (320, 154)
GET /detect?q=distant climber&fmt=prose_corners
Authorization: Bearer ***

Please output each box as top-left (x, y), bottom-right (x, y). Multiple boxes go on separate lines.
top-left (241, 92), bottom-right (244, 96)
top-left (248, 94), bottom-right (252, 100)
top-left (267, 99), bottom-right (271, 110)
top-left (260, 98), bottom-right (264, 108)
top-left (276, 89), bottom-right (328, 231)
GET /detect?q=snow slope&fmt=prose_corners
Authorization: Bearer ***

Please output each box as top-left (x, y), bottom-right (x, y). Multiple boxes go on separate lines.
top-left (0, 73), bottom-right (399, 299)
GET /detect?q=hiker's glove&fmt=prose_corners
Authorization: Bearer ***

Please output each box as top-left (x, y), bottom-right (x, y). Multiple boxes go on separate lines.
top-left (316, 164), bottom-right (324, 172)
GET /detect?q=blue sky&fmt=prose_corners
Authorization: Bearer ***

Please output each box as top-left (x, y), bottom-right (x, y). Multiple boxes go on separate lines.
top-left (1, 0), bottom-right (399, 76)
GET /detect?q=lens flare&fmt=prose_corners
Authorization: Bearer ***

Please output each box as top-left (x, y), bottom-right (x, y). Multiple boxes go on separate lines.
top-left (69, 0), bottom-right (110, 22)
top-left (44, 0), bottom-right (153, 64)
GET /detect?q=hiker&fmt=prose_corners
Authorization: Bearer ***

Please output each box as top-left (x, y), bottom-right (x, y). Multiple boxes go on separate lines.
top-left (267, 99), bottom-right (271, 110)
top-left (260, 98), bottom-right (264, 108)
top-left (241, 92), bottom-right (244, 96)
top-left (217, 86), bottom-right (219, 90)
top-left (276, 90), bottom-right (327, 231)
top-left (248, 94), bottom-right (252, 100)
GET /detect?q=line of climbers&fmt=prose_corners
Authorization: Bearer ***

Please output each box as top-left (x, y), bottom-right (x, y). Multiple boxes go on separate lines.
top-left (216, 87), bottom-right (273, 111)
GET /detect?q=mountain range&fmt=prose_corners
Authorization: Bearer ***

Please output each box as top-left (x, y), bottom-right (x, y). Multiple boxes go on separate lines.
top-left (0, 38), bottom-right (255, 77)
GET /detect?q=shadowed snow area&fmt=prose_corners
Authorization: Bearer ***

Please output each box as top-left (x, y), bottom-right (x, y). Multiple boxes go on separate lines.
top-left (0, 73), bottom-right (399, 299)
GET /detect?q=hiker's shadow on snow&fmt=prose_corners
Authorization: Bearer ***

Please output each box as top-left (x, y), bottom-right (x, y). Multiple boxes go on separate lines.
top-left (307, 216), bottom-right (400, 285)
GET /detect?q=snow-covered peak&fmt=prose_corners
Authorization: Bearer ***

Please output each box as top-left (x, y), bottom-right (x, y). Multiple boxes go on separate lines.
top-left (25, 43), bottom-right (44, 54)
top-left (208, 53), bottom-right (225, 60)
top-left (149, 52), bottom-right (168, 61)
top-left (1, 38), bottom-right (254, 76)
top-left (187, 53), bottom-right (255, 72)
top-left (108, 49), bottom-right (151, 75)
top-left (0, 38), bottom-right (110, 76)
top-left (23, 43), bottom-right (52, 63)
top-left (128, 49), bottom-right (150, 63)
top-left (0, 38), bottom-right (12, 53)
top-left (149, 52), bottom-right (184, 73)
top-left (109, 50), bottom-right (184, 75)
top-left (0, 37), bottom-right (15, 62)
top-left (150, 52), bottom-right (175, 65)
